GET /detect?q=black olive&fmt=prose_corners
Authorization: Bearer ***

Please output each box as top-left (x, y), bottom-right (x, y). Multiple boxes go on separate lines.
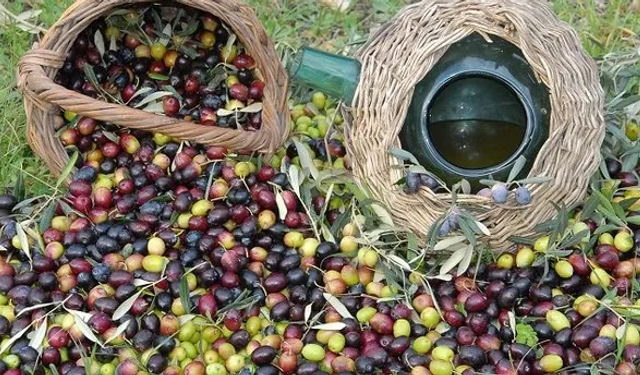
top-left (132, 329), bottom-right (154, 352)
top-left (154, 335), bottom-right (176, 355)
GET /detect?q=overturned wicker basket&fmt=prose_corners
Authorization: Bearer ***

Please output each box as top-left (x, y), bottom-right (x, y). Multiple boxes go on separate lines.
top-left (18, 0), bottom-right (289, 177)
top-left (347, 0), bottom-right (605, 248)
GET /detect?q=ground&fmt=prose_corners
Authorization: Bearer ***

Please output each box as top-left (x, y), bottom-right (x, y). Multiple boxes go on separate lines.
top-left (0, 0), bottom-right (638, 195)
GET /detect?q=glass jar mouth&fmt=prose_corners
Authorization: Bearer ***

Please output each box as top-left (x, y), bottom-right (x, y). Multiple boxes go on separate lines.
top-left (422, 71), bottom-right (534, 177)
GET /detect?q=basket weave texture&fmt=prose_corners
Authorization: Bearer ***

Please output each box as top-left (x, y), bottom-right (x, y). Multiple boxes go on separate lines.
top-left (18, 0), bottom-right (289, 177)
top-left (347, 0), bottom-right (605, 248)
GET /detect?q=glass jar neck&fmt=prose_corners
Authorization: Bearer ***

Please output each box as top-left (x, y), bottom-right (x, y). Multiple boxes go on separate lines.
top-left (289, 47), bottom-right (361, 104)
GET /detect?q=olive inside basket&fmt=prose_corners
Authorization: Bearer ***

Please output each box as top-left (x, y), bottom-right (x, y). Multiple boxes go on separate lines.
top-left (18, 0), bottom-right (289, 177)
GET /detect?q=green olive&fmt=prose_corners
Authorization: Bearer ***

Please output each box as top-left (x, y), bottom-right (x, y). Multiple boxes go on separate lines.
top-left (554, 260), bottom-right (574, 278)
top-left (206, 363), bottom-right (227, 375)
top-left (302, 344), bottom-right (325, 362)
top-left (225, 354), bottom-right (245, 373)
top-left (546, 310), bottom-right (570, 332)
top-left (356, 306), bottom-right (377, 323)
top-left (429, 359), bottom-right (453, 375)
top-left (420, 307), bottom-right (440, 329)
top-left (3, 354), bottom-right (20, 369)
top-left (312, 92), bottom-right (327, 110)
top-left (328, 333), bottom-right (346, 353)
top-left (540, 354), bottom-right (563, 372)
top-left (393, 319), bottom-right (411, 337)
top-left (100, 363), bottom-right (116, 375)
top-left (179, 341), bottom-right (199, 359)
top-left (142, 255), bottom-right (167, 273)
top-left (412, 336), bottom-right (432, 354)
top-left (191, 199), bottom-right (214, 216)
top-left (432, 346), bottom-right (454, 361)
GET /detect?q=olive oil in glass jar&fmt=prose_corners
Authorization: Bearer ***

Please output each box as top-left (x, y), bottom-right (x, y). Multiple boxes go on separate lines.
top-left (289, 33), bottom-right (551, 190)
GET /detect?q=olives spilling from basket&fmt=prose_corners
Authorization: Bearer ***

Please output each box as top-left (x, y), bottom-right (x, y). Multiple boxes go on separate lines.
top-left (3, 156), bottom-right (640, 375)
top-left (54, 5), bottom-right (264, 130)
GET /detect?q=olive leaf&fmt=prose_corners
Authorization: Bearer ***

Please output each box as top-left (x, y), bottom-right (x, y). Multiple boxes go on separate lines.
top-left (294, 140), bottom-right (319, 180)
top-left (275, 191), bottom-right (288, 220)
top-left (225, 34), bottom-right (237, 52)
top-left (13, 172), bottom-right (25, 203)
top-left (439, 245), bottom-right (468, 276)
top-left (104, 320), bottom-right (130, 345)
top-left (180, 276), bottom-right (192, 314)
top-left (102, 131), bottom-right (119, 143)
top-left (580, 194), bottom-right (600, 220)
top-left (517, 177), bottom-right (553, 184)
top-left (240, 102), bottom-right (263, 113)
top-left (320, 223), bottom-right (335, 243)
top-left (109, 32), bottom-right (118, 51)
top-left (150, 8), bottom-right (163, 33)
top-left (428, 274), bottom-right (453, 281)
top-left (158, 23), bottom-right (173, 46)
top-left (65, 309), bottom-right (92, 322)
top-left (161, 85), bottom-right (183, 102)
top-left (304, 304), bottom-right (313, 323)
top-left (311, 322), bottom-right (346, 331)
top-left (323, 293), bottom-right (353, 319)
top-left (179, 45), bottom-right (199, 60)
top-left (94, 30), bottom-right (105, 57)
top-left (179, 314), bottom-right (196, 324)
top-left (57, 151), bottom-right (79, 187)
top-left (143, 102), bottom-right (165, 114)
top-left (49, 364), bottom-right (61, 375)
top-left (132, 278), bottom-right (151, 287)
top-left (387, 148), bottom-right (420, 166)
top-left (507, 156), bottom-right (527, 183)
top-left (212, 107), bottom-right (229, 117)
top-left (467, 217), bottom-right (491, 236)
top-left (16, 300), bottom-right (60, 318)
top-left (370, 203), bottom-right (394, 226)
top-left (0, 324), bottom-right (31, 354)
top-left (112, 291), bottom-right (142, 320)
top-left (408, 165), bottom-right (429, 175)
top-left (288, 165), bottom-right (300, 196)
top-left (39, 200), bottom-right (57, 234)
top-left (434, 236), bottom-right (466, 251)
top-left (28, 318), bottom-right (47, 353)
top-left (127, 87), bottom-right (154, 104)
top-left (134, 91), bottom-right (174, 108)
top-left (479, 179), bottom-right (497, 187)
top-left (177, 18), bottom-right (199, 37)
top-left (16, 222), bottom-right (31, 265)
top-left (509, 235), bottom-right (535, 246)
top-left (387, 255), bottom-right (413, 272)
top-left (456, 244), bottom-right (474, 276)
top-left (461, 180), bottom-right (472, 194)
top-left (82, 64), bottom-right (100, 90)
top-left (508, 311), bottom-right (517, 342)
top-left (72, 313), bottom-right (102, 346)
top-left (148, 73), bottom-right (169, 81)
top-left (458, 217), bottom-right (478, 247)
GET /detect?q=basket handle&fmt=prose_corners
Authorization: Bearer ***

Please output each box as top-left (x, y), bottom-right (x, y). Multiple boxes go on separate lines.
top-left (18, 48), bottom-right (282, 152)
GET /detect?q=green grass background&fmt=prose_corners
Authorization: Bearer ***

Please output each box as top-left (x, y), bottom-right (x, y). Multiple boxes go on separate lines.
top-left (0, 0), bottom-right (639, 195)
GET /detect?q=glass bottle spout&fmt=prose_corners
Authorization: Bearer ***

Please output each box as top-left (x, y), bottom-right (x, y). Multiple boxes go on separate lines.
top-left (289, 47), bottom-right (361, 104)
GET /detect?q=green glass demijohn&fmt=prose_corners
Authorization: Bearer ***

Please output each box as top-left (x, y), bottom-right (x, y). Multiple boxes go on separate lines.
top-left (289, 33), bottom-right (551, 188)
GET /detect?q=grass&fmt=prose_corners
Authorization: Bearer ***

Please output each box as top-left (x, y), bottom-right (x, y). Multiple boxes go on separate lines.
top-left (0, 0), bottom-right (638, 196)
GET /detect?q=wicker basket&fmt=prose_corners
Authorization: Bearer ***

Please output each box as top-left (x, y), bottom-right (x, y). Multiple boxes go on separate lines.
top-left (18, 0), bottom-right (289, 177)
top-left (346, 0), bottom-right (605, 248)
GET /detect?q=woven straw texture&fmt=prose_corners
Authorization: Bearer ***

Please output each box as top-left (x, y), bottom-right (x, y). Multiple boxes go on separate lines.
top-left (346, 0), bottom-right (605, 248)
top-left (18, 0), bottom-right (289, 177)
